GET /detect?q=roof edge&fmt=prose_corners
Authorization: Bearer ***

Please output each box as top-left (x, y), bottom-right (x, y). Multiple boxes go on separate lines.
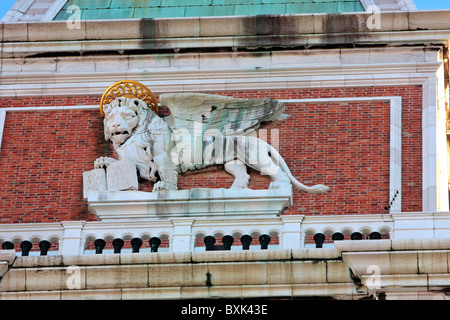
top-left (2, 0), bottom-right (419, 23)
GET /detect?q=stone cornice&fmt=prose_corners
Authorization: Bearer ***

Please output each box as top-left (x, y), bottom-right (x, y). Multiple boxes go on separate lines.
top-left (1, 11), bottom-right (450, 58)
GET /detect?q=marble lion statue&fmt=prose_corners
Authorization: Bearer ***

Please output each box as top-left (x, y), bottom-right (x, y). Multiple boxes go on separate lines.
top-left (94, 91), bottom-right (329, 194)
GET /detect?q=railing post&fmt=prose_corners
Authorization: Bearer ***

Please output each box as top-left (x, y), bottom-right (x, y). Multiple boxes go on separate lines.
top-left (60, 221), bottom-right (85, 256)
top-left (171, 219), bottom-right (194, 252)
top-left (281, 216), bottom-right (304, 249)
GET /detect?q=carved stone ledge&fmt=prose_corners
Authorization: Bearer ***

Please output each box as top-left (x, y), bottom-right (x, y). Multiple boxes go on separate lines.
top-left (86, 188), bottom-right (293, 221)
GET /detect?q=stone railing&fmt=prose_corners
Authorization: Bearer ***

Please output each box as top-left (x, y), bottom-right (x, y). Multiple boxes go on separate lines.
top-left (1, 211), bottom-right (450, 256)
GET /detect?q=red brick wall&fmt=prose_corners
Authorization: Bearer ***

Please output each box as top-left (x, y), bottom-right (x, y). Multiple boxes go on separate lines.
top-left (0, 86), bottom-right (422, 223)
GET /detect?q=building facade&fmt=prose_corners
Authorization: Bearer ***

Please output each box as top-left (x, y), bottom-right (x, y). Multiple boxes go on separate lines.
top-left (0, 0), bottom-right (450, 300)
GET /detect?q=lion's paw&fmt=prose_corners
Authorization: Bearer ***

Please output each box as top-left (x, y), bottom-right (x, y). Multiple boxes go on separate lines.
top-left (153, 181), bottom-right (178, 192)
top-left (94, 157), bottom-right (117, 169)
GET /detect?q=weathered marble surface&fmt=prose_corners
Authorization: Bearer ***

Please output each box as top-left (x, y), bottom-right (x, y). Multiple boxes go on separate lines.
top-left (106, 158), bottom-right (138, 192)
top-left (90, 92), bottom-right (329, 196)
top-left (83, 168), bottom-right (106, 199)
top-left (87, 187), bottom-right (293, 220)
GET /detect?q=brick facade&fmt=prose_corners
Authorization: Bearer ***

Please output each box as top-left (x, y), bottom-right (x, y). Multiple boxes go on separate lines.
top-left (0, 85), bottom-right (422, 223)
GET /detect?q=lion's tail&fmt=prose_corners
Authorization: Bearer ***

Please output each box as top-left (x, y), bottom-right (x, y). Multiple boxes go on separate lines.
top-left (267, 144), bottom-right (330, 194)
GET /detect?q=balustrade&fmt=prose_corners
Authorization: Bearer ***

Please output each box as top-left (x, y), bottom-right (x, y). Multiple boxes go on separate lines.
top-left (310, 228), bottom-right (389, 248)
top-left (202, 234), bottom-right (272, 251)
top-left (0, 212), bottom-right (406, 255)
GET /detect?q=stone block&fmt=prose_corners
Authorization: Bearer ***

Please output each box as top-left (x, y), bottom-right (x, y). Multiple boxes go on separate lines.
top-left (408, 11), bottom-right (450, 31)
top-left (62, 253), bottom-right (120, 266)
top-left (148, 263), bottom-right (207, 287)
top-left (391, 238), bottom-right (450, 251)
top-left (377, 274), bottom-right (428, 288)
top-left (291, 283), bottom-right (356, 297)
top-left (156, 18), bottom-right (200, 38)
top-left (56, 56), bottom-right (96, 74)
top-left (206, 262), bottom-right (267, 286)
top-left (0, 268), bottom-right (26, 292)
top-left (83, 168), bottom-right (107, 199)
top-left (0, 250), bottom-right (16, 265)
top-left (292, 248), bottom-right (341, 260)
top-left (207, 285), bottom-right (242, 299)
top-left (389, 251), bottom-right (419, 274)
top-left (326, 261), bottom-right (353, 283)
top-left (106, 158), bottom-right (138, 192)
top-left (199, 15), bottom-right (240, 37)
top-left (27, 21), bottom-right (86, 42)
top-left (86, 265), bottom-right (148, 289)
top-left (25, 267), bottom-right (78, 291)
top-left (291, 261), bottom-right (327, 284)
top-left (377, 12), bottom-right (409, 31)
top-left (427, 274), bottom-right (450, 289)
top-left (13, 255), bottom-right (63, 268)
top-left (122, 287), bottom-right (181, 300)
top-left (120, 251), bottom-right (192, 265)
top-left (267, 261), bottom-right (292, 285)
top-left (85, 19), bottom-right (141, 40)
top-left (180, 286), bottom-right (209, 299)
top-left (0, 262), bottom-right (9, 278)
top-left (3, 23), bottom-right (28, 42)
top-left (61, 288), bottom-right (122, 300)
top-left (241, 284), bottom-right (293, 299)
top-left (1, 290), bottom-right (62, 300)
top-left (418, 250), bottom-right (448, 274)
top-left (191, 249), bottom-right (291, 263)
top-left (87, 187), bottom-right (291, 220)
top-left (333, 239), bottom-right (392, 252)
top-left (342, 252), bottom-right (390, 276)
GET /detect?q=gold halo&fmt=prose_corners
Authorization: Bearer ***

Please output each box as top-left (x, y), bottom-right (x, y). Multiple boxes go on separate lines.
top-left (99, 80), bottom-right (158, 117)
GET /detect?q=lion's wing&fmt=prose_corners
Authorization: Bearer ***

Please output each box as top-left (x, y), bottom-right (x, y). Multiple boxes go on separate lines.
top-left (159, 93), bottom-right (286, 135)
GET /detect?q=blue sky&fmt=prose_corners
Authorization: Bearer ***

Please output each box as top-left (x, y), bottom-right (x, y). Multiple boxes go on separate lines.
top-left (1, 0), bottom-right (16, 20)
top-left (414, 0), bottom-right (450, 10)
top-left (0, 0), bottom-right (449, 20)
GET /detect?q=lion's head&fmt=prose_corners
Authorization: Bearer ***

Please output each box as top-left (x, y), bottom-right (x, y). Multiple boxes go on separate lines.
top-left (103, 97), bottom-right (149, 146)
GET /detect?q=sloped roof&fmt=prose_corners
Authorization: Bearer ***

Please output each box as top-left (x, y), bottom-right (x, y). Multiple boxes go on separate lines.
top-left (2, 0), bottom-right (417, 22)
top-left (53, 0), bottom-right (365, 20)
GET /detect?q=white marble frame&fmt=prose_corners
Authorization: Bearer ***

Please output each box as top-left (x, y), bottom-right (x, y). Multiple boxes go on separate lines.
top-left (279, 97), bottom-right (402, 213)
top-left (0, 96), bottom-right (402, 213)
top-left (360, 0), bottom-right (417, 11)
